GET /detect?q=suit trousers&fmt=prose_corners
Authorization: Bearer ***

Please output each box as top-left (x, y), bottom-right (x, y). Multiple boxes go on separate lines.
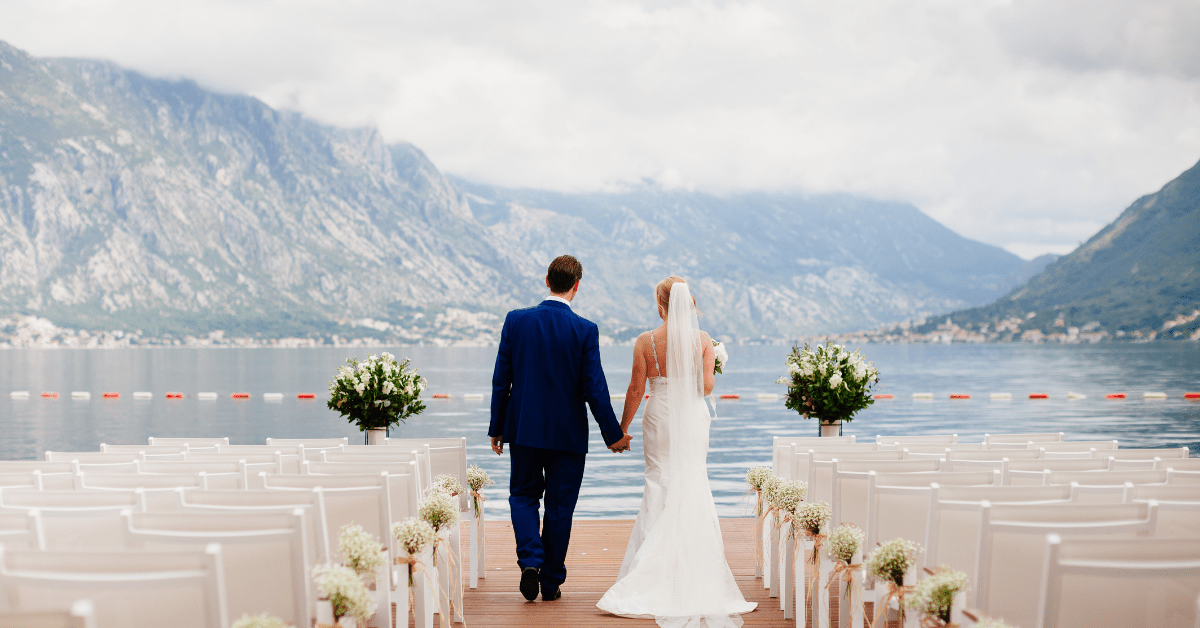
top-left (508, 443), bottom-right (587, 590)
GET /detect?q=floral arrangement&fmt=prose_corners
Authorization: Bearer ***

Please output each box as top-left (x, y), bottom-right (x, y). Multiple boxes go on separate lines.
top-left (419, 489), bottom-right (459, 533)
top-left (313, 564), bottom-right (376, 625)
top-left (907, 567), bottom-right (968, 625)
top-left (826, 523), bottom-right (865, 563)
top-left (327, 352), bottom-right (427, 432)
top-left (745, 466), bottom-right (773, 492)
top-left (431, 473), bottom-right (463, 496)
top-left (467, 464), bottom-right (494, 518)
top-left (770, 479), bottom-right (808, 515)
top-left (392, 517), bottom-right (438, 586)
top-left (759, 474), bottom-right (783, 510)
top-left (866, 538), bottom-right (920, 586)
top-left (338, 524), bottom-right (386, 584)
top-left (712, 340), bottom-right (728, 375)
top-left (793, 501), bottom-right (831, 536)
top-left (231, 614), bottom-right (289, 628)
top-left (778, 341), bottom-right (879, 424)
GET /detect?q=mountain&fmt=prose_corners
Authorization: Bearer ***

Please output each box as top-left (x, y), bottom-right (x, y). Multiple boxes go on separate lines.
top-left (0, 40), bottom-right (1032, 343)
top-left (915, 159), bottom-right (1200, 341)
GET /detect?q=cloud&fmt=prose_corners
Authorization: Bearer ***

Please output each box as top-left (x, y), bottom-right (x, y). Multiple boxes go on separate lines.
top-left (2, 0), bottom-right (1198, 260)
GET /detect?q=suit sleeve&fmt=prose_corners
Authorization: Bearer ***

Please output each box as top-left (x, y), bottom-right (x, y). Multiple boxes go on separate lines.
top-left (581, 323), bottom-right (623, 447)
top-left (489, 313), bottom-right (514, 439)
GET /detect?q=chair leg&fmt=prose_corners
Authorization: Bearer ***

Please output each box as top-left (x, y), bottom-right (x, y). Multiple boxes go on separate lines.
top-left (763, 516), bottom-right (772, 587)
top-left (783, 534), bottom-right (795, 619)
top-left (469, 515), bottom-right (479, 589)
top-left (414, 546), bottom-right (435, 628)
top-left (770, 520), bottom-right (780, 598)
top-left (450, 524), bottom-right (464, 622)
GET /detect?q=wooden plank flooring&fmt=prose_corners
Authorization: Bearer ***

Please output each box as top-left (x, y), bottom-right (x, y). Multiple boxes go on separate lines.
top-left (440, 518), bottom-right (889, 628)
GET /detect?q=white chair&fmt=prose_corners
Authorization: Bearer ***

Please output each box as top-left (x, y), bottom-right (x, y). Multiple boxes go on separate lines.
top-left (771, 436), bottom-right (858, 476)
top-left (138, 462), bottom-right (247, 490)
top-left (1037, 440), bottom-right (1118, 452)
top-left (148, 437), bottom-right (230, 447)
top-left (1002, 458), bottom-right (1111, 484)
top-left (1161, 459), bottom-right (1200, 472)
top-left (260, 473), bottom-right (392, 558)
top-left (216, 446), bottom-right (305, 473)
top-left (0, 472), bottom-right (45, 490)
top-left (952, 450), bottom-right (1042, 462)
top-left (895, 444), bottom-right (985, 457)
top-left (0, 490), bottom-right (146, 549)
top-left (803, 450), bottom-right (906, 505)
top-left (877, 434), bottom-right (958, 445)
top-left (71, 461), bottom-right (140, 474)
top-left (100, 444), bottom-right (187, 455)
top-left (1037, 534), bottom-right (1200, 628)
top-left (865, 470), bottom-right (999, 557)
top-left (174, 489), bottom-right (331, 564)
top-left (984, 432), bottom-right (1064, 444)
top-left (0, 544), bottom-right (229, 628)
top-left (44, 452), bottom-right (141, 464)
top-left (830, 459), bottom-right (943, 529)
top-left (973, 500), bottom-right (1158, 628)
top-left (1109, 447), bottom-right (1190, 460)
top-left (122, 509), bottom-right (311, 627)
top-left (322, 450), bottom-right (421, 466)
top-left (1046, 470), bottom-right (1169, 489)
top-left (265, 437), bottom-right (348, 448)
top-left (0, 599), bottom-right (97, 628)
top-left (0, 510), bottom-right (45, 550)
top-left (922, 484), bottom-right (1074, 575)
top-left (0, 462), bottom-right (74, 473)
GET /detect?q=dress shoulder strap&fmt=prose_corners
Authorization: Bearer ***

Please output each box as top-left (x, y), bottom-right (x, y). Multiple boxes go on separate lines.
top-left (650, 329), bottom-right (663, 377)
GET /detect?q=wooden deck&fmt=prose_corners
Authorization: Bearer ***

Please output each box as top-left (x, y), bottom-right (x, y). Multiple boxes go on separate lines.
top-left (439, 518), bottom-right (888, 628)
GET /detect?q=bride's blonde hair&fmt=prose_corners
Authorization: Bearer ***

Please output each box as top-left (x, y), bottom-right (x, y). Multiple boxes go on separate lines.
top-left (656, 276), bottom-right (697, 316)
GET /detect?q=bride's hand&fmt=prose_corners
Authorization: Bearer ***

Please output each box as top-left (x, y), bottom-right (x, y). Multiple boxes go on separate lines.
top-left (609, 433), bottom-right (633, 453)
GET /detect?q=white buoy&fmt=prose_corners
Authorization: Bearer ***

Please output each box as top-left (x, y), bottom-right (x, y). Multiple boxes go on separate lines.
top-left (70, 391), bottom-right (91, 400)
top-left (990, 392), bottom-right (1013, 400)
top-left (197, 392), bottom-right (218, 401)
top-left (10, 391), bottom-right (30, 399)
top-left (610, 393), bottom-right (626, 399)
top-left (133, 392), bottom-right (153, 400)
top-left (1068, 392), bottom-right (1087, 400)
top-left (462, 393), bottom-right (485, 401)
top-left (263, 392), bottom-right (284, 401)
top-left (1144, 391), bottom-right (1167, 399)
top-left (757, 393), bottom-right (780, 401)
top-left (912, 392), bottom-right (934, 400)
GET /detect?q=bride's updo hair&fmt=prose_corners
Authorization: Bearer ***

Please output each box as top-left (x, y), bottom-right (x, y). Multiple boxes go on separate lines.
top-left (656, 276), bottom-right (697, 316)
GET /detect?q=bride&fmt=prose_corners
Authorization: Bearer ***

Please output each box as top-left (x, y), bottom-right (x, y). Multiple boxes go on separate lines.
top-left (596, 277), bottom-right (756, 627)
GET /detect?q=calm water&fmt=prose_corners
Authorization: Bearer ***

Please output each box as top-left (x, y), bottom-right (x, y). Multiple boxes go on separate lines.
top-left (0, 343), bottom-right (1197, 517)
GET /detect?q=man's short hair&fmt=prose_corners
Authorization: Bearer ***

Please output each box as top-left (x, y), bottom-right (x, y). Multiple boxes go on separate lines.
top-left (547, 255), bottom-right (583, 293)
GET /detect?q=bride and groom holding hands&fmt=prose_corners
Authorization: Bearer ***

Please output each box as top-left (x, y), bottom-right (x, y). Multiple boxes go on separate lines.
top-left (489, 255), bottom-right (756, 627)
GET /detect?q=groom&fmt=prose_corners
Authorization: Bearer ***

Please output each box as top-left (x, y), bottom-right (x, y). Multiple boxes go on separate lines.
top-left (489, 254), bottom-right (632, 603)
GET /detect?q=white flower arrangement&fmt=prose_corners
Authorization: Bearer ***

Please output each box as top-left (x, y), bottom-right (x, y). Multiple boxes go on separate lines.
top-left (467, 464), bottom-right (494, 493)
top-left (826, 523), bottom-right (865, 563)
top-left (419, 489), bottom-right (459, 533)
top-left (745, 466), bottom-right (773, 492)
top-left (907, 567), bottom-right (968, 624)
top-left (866, 538), bottom-right (921, 586)
top-left (759, 474), bottom-right (783, 510)
top-left (392, 517), bottom-right (438, 556)
top-left (313, 564), bottom-right (376, 625)
top-left (231, 614), bottom-right (289, 628)
top-left (327, 352), bottom-right (427, 432)
top-left (431, 473), bottom-right (463, 496)
top-left (337, 524), bottom-right (386, 584)
top-left (792, 500), bottom-right (832, 535)
top-left (780, 341), bottom-right (879, 424)
top-left (770, 479), bottom-right (808, 514)
top-left (712, 340), bottom-right (728, 375)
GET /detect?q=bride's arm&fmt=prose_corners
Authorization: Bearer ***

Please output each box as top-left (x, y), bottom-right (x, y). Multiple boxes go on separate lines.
top-left (701, 332), bottom-right (716, 396)
top-left (620, 333), bottom-right (649, 434)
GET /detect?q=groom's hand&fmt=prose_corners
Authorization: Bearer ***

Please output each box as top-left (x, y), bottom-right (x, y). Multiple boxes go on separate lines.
top-left (490, 436), bottom-right (504, 455)
top-left (608, 433), bottom-right (633, 453)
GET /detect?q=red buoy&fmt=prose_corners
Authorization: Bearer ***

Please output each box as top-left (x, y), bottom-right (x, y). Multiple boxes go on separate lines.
top-left (231, 393), bottom-right (250, 399)
top-left (1029, 393), bottom-right (1049, 399)
top-left (719, 394), bottom-right (740, 399)
top-left (41, 392), bottom-right (58, 399)
top-left (950, 394), bottom-right (971, 400)
top-left (1185, 392), bottom-right (1200, 400)
top-left (873, 394), bottom-right (895, 400)
top-left (165, 393), bottom-right (184, 399)
top-left (431, 394), bottom-right (450, 399)
top-left (102, 392), bottom-right (120, 399)
top-left (297, 393), bottom-right (316, 399)
top-left (1106, 393), bottom-right (1126, 400)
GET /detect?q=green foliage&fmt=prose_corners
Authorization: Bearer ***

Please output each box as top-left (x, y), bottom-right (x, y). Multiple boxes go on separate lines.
top-left (780, 341), bottom-right (878, 423)
top-left (327, 353), bottom-right (426, 431)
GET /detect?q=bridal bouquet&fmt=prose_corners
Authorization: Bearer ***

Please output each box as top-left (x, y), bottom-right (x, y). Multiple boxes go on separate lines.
top-left (778, 341), bottom-right (878, 424)
top-left (712, 340), bottom-right (728, 375)
top-left (328, 352), bottom-right (427, 432)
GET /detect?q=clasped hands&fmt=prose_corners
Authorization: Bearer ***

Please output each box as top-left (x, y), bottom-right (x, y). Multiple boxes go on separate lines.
top-left (490, 433), bottom-right (633, 455)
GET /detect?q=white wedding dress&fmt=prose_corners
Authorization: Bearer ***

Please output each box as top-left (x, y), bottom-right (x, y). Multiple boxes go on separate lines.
top-left (596, 283), bottom-right (756, 628)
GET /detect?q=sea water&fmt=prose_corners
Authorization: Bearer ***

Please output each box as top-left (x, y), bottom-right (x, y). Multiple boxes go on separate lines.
top-left (0, 343), bottom-right (1197, 517)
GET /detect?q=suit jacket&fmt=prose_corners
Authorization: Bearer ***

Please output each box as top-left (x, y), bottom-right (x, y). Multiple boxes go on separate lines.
top-left (489, 299), bottom-right (623, 454)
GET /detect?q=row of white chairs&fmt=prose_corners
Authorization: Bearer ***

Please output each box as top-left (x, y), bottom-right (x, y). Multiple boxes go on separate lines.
top-left (0, 436), bottom-right (482, 628)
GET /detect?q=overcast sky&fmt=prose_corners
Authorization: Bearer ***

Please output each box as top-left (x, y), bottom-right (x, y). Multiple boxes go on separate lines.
top-left (3, 0), bottom-right (1199, 259)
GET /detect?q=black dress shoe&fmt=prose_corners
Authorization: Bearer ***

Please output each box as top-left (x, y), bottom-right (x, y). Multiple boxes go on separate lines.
top-left (542, 587), bottom-right (561, 601)
top-left (519, 567), bottom-right (540, 601)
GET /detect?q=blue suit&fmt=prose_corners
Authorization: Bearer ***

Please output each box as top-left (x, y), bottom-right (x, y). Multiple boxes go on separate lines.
top-left (489, 299), bottom-right (623, 591)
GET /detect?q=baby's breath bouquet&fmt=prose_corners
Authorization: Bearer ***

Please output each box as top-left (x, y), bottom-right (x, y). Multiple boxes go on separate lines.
top-left (866, 538), bottom-right (920, 587)
top-left (328, 352), bottom-right (427, 432)
top-left (907, 567), bottom-right (968, 626)
top-left (313, 564), bottom-right (376, 625)
top-left (419, 490), bottom-right (459, 536)
top-left (745, 466), bottom-right (772, 516)
top-left (779, 341), bottom-right (878, 424)
top-left (771, 479), bottom-right (808, 516)
top-left (431, 474), bottom-right (463, 496)
top-left (338, 524), bottom-right (386, 584)
top-left (467, 464), bottom-right (494, 518)
top-left (793, 501), bottom-right (831, 536)
top-left (231, 614), bottom-right (289, 628)
top-left (392, 517), bottom-right (438, 586)
top-left (826, 523), bottom-right (865, 564)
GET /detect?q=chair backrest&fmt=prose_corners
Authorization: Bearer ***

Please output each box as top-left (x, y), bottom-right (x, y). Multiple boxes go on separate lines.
top-left (0, 544), bottom-right (228, 628)
top-left (0, 599), bottom-right (97, 628)
top-left (984, 432), bottom-right (1064, 444)
top-left (1160, 458), bottom-right (1200, 472)
top-left (139, 462), bottom-right (247, 490)
top-left (805, 450), bottom-right (906, 504)
top-left (1046, 470), bottom-right (1169, 487)
top-left (1038, 534), bottom-right (1200, 628)
top-left (148, 437), bottom-right (230, 447)
top-left (123, 509), bottom-right (310, 626)
top-left (1170, 470), bottom-right (1200, 485)
top-left (217, 444), bottom-right (304, 455)
top-left (922, 483), bottom-right (1073, 574)
top-left (77, 472), bottom-right (207, 491)
top-left (44, 453), bottom-right (141, 464)
top-left (0, 490), bottom-right (145, 549)
top-left (261, 473), bottom-right (393, 558)
top-left (0, 472), bottom-right (43, 490)
top-left (831, 459), bottom-right (943, 529)
top-left (175, 489), bottom-right (329, 564)
top-left (323, 450), bottom-right (420, 463)
top-left (265, 438), bottom-right (348, 448)
top-left (974, 500), bottom-right (1158, 626)
top-left (0, 462), bottom-right (74, 473)
top-left (1037, 440), bottom-right (1119, 452)
top-left (889, 443), bottom-right (984, 455)
top-left (772, 436), bottom-right (858, 477)
top-left (426, 441), bottom-right (470, 511)
top-left (71, 461), bottom-right (141, 475)
top-left (876, 434), bottom-right (957, 445)
top-left (387, 436), bottom-right (482, 449)
top-left (951, 450), bottom-right (1042, 461)
top-left (1003, 458), bottom-right (1111, 485)
top-left (303, 461), bottom-right (422, 524)
top-left (99, 444), bottom-right (187, 455)
top-left (1108, 447), bottom-right (1190, 460)
top-left (0, 511), bottom-right (45, 550)
top-left (864, 470), bottom-right (998, 554)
